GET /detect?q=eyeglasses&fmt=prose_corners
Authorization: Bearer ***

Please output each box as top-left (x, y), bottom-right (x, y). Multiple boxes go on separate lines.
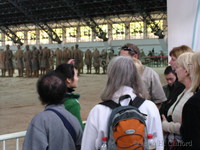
top-left (121, 46), bottom-right (138, 54)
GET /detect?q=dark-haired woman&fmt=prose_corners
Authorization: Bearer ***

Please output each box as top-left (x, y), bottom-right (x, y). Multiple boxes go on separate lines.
top-left (55, 63), bottom-right (84, 129)
top-left (23, 71), bottom-right (82, 150)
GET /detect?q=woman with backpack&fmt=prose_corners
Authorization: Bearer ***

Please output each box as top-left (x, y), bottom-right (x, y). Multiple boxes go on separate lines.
top-left (81, 56), bottom-right (164, 150)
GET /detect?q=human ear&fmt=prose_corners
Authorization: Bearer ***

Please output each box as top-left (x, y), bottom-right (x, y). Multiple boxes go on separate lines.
top-left (66, 78), bottom-right (71, 84)
top-left (185, 69), bottom-right (190, 76)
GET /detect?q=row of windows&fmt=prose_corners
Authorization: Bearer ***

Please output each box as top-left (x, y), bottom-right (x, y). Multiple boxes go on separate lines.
top-left (0, 21), bottom-right (164, 45)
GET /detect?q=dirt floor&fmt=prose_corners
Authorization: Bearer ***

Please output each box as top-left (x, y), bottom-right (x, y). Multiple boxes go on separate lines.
top-left (0, 73), bottom-right (106, 134)
top-left (0, 67), bottom-right (166, 148)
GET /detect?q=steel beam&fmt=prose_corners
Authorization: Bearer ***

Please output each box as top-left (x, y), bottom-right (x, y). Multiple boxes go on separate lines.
top-left (7, 0), bottom-right (62, 43)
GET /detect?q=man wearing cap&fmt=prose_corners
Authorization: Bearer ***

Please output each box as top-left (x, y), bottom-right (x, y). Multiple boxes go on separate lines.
top-left (120, 43), bottom-right (167, 108)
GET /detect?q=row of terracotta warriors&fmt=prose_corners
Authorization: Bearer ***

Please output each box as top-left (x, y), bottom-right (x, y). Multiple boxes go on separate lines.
top-left (0, 45), bottom-right (115, 77)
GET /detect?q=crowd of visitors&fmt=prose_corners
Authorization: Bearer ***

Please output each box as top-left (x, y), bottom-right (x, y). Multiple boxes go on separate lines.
top-left (22, 42), bottom-right (200, 150)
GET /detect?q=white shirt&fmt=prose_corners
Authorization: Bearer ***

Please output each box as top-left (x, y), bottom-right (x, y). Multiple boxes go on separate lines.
top-left (162, 88), bottom-right (193, 135)
top-left (81, 86), bottom-right (164, 150)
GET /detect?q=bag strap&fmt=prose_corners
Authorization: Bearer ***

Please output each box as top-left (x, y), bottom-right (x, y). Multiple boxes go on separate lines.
top-left (100, 94), bottom-right (145, 109)
top-left (130, 96), bottom-right (145, 108)
top-left (45, 108), bottom-right (76, 143)
top-left (119, 94), bottom-right (131, 101)
top-left (99, 100), bottom-right (120, 109)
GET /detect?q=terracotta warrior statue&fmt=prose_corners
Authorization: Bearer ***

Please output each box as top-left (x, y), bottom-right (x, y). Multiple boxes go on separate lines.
top-left (15, 45), bottom-right (24, 77)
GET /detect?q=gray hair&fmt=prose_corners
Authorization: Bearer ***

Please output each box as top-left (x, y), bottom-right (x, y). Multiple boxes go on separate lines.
top-left (101, 56), bottom-right (148, 101)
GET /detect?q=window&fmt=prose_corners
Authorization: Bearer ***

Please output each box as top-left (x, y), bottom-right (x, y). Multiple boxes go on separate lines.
top-left (80, 26), bottom-right (92, 42)
top-left (66, 27), bottom-right (77, 43)
top-left (27, 31), bottom-right (36, 45)
top-left (130, 22), bottom-right (143, 39)
top-left (94, 25), bottom-right (108, 41)
top-left (147, 20), bottom-right (163, 39)
top-left (40, 30), bottom-right (49, 44)
top-left (16, 31), bottom-right (24, 43)
top-left (5, 33), bottom-right (13, 45)
top-left (52, 28), bottom-right (62, 43)
top-left (112, 23), bottom-right (125, 40)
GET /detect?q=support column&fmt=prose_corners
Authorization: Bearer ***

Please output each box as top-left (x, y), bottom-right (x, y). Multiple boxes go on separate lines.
top-left (36, 28), bottom-right (40, 45)
top-left (143, 19), bottom-right (147, 39)
top-left (24, 31), bottom-right (28, 45)
top-left (77, 26), bottom-right (80, 42)
top-left (49, 33), bottom-right (52, 44)
top-left (163, 18), bottom-right (168, 36)
top-left (62, 27), bottom-right (66, 43)
top-left (108, 24), bottom-right (112, 41)
top-left (2, 33), bottom-right (5, 46)
top-left (125, 22), bottom-right (130, 40)
top-left (92, 30), bottom-right (95, 41)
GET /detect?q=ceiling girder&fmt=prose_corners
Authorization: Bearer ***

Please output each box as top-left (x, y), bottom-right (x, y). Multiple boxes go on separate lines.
top-left (142, 12), bottom-right (165, 39)
top-left (0, 26), bottom-right (23, 45)
top-left (125, 0), bottom-right (166, 39)
top-left (0, 0), bottom-right (167, 41)
top-left (63, 0), bottom-right (108, 41)
top-left (7, 0), bottom-right (62, 44)
top-left (0, 1), bottom-right (167, 27)
top-left (38, 23), bottom-right (62, 44)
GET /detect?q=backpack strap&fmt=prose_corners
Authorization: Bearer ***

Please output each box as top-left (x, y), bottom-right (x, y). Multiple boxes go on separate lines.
top-left (100, 95), bottom-right (131, 109)
top-left (100, 94), bottom-right (145, 109)
top-left (119, 94), bottom-right (131, 101)
top-left (45, 108), bottom-right (76, 143)
top-left (100, 100), bottom-right (120, 109)
top-left (130, 96), bottom-right (145, 108)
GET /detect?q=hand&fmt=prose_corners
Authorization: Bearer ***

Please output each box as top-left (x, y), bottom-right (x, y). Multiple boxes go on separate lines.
top-left (67, 59), bottom-right (75, 65)
top-left (161, 114), bottom-right (169, 134)
top-left (162, 114), bottom-right (167, 121)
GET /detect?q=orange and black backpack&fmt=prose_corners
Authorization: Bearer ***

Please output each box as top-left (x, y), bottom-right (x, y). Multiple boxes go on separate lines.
top-left (100, 95), bottom-right (148, 150)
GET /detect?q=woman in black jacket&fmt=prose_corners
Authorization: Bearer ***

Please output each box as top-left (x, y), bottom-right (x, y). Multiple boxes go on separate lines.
top-left (180, 51), bottom-right (200, 149)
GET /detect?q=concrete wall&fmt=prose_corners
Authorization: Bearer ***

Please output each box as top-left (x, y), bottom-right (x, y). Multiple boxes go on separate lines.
top-left (168, 0), bottom-right (200, 51)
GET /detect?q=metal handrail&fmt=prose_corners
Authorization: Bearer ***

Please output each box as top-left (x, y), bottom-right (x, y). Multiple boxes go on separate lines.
top-left (0, 120), bottom-right (86, 150)
top-left (0, 131), bottom-right (26, 150)
top-left (0, 131), bottom-right (26, 141)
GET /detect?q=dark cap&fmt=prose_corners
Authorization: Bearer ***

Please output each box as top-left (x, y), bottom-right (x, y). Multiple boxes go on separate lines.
top-left (121, 46), bottom-right (138, 54)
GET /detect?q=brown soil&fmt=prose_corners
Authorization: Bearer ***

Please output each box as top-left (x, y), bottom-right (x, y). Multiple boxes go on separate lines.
top-left (0, 67), bottom-right (166, 136)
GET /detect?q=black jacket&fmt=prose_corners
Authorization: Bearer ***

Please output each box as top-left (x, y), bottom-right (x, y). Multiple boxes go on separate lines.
top-left (180, 90), bottom-right (200, 149)
top-left (160, 81), bottom-right (185, 120)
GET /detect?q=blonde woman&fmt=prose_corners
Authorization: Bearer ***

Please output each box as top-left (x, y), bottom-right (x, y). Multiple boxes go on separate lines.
top-left (169, 45), bottom-right (193, 70)
top-left (180, 51), bottom-right (200, 149)
top-left (162, 52), bottom-right (194, 149)
top-left (161, 45), bottom-right (193, 121)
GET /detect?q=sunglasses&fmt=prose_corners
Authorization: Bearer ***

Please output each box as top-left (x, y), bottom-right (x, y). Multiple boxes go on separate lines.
top-left (121, 46), bottom-right (138, 54)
